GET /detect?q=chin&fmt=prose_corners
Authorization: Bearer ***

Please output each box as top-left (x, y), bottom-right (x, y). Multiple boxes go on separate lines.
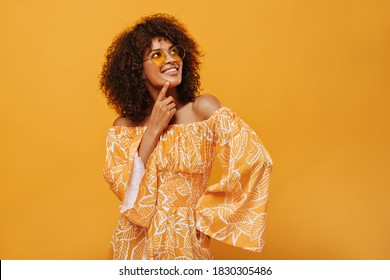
top-left (147, 77), bottom-right (182, 90)
top-left (168, 80), bottom-right (181, 88)
top-left (163, 76), bottom-right (181, 87)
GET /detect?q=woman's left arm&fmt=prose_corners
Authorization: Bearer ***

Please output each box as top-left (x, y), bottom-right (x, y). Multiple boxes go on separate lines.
top-left (195, 105), bottom-right (273, 252)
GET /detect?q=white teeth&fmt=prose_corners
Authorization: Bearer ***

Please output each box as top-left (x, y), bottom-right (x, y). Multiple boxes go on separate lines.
top-left (163, 68), bottom-right (178, 73)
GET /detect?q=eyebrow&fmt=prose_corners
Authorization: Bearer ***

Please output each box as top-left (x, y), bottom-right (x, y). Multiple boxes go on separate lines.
top-left (146, 45), bottom-right (174, 55)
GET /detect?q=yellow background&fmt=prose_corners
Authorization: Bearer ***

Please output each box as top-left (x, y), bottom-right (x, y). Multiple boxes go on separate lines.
top-left (1, 0), bottom-right (389, 259)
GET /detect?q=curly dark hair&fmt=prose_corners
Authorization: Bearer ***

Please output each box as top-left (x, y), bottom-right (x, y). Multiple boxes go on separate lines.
top-left (100, 14), bottom-right (202, 124)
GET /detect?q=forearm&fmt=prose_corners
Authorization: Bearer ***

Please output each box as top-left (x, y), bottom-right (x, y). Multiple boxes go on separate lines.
top-left (137, 82), bottom-right (176, 166)
top-left (137, 127), bottom-right (161, 166)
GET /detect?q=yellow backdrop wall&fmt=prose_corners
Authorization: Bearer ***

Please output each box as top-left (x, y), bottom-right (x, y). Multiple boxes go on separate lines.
top-left (1, 0), bottom-right (389, 259)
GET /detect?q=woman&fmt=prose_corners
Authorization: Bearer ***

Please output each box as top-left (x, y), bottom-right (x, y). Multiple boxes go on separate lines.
top-left (101, 14), bottom-right (273, 260)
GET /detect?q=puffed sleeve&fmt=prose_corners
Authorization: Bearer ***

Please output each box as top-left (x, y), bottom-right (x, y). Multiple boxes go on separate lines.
top-left (103, 126), bottom-right (157, 228)
top-left (195, 107), bottom-right (273, 252)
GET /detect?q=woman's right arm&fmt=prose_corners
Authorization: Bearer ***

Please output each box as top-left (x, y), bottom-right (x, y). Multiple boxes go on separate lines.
top-left (137, 81), bottom-right (177, 166)
top-left (105, 82), bottom-right (176, 225)
top-left (113, 81), bottom-right (176, 166)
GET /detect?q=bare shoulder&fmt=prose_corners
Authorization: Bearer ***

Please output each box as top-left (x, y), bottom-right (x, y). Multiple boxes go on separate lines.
top-left (113, 116), bottom-right (134, 127)
top-left (193, 94), bottom-right (223, 120)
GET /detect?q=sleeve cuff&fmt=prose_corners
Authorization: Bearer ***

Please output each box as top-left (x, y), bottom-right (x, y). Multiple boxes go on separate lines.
top-left (120, 151), bottom-right (145, 213)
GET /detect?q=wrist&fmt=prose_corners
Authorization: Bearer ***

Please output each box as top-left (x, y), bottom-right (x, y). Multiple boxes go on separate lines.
top-left (144, 125), bottom-right (161, 139)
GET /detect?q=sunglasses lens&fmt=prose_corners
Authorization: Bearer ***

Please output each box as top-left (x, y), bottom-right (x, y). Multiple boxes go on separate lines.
top-left (150, 51), bottom-right (165, 65)
top-left (148, 46), bottom-right (186, 65)
top-left (170, 46), bottom-right (185, 60)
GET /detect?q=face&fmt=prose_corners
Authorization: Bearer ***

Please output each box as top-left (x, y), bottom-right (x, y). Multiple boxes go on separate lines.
top-left (142, 37), bottom-right (183, 94)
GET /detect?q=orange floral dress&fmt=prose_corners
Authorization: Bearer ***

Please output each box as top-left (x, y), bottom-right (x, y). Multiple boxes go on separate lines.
top-left (103, 106), bottom-right (273, 260)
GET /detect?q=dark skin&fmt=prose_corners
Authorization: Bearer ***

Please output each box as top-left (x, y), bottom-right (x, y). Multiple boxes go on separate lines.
top-left (114, 84), bottom-right (220, 243)
top-left (101, 14), bottom-right (204, 124)
top-left (114, 84), bottom-right (222, 166)
top-left (115, 31), bottom-right (222, 167)
top-left (138, 81), bottom-right (177, 166)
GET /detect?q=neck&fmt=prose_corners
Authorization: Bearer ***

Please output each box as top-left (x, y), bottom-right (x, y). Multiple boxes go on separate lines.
top-left (146, 85), bottom-right (184, 116)
top-left (148, 85), bottom-right (183, 107)
top-left (166, 87), bottom-right (179, 103)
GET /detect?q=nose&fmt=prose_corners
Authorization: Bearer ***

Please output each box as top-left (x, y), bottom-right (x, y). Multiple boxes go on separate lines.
top-left (164, 51), bottom-right (176, 64)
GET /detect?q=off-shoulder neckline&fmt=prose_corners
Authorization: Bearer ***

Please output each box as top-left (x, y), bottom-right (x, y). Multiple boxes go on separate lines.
top-left (111, 106), bottom-right (228, 130)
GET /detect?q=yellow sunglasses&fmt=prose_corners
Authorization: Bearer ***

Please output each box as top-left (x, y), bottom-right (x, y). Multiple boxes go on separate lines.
top-left (143, 45), bottom-right (185, 65)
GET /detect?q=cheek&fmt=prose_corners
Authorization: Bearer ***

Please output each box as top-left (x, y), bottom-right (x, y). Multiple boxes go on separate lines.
top-left (142, 66), bottom-right (167, 88)
top-left (142, 66), bottom-right (157, 81)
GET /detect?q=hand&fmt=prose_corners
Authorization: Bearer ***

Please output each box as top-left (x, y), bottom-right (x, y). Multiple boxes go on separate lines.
top-left (147, 82), bottom-right (177, 136)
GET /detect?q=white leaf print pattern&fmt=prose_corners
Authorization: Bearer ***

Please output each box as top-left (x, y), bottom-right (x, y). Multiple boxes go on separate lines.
top-left (103, 106), bottom-right (272, 259)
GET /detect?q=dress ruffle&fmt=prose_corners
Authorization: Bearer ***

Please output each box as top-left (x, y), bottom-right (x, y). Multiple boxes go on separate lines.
top-left (103, 106), bottom-right (272, 259)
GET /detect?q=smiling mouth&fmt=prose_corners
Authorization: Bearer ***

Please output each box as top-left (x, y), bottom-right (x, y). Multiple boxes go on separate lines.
top-left (162, 68), bottom-right (179, 74)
